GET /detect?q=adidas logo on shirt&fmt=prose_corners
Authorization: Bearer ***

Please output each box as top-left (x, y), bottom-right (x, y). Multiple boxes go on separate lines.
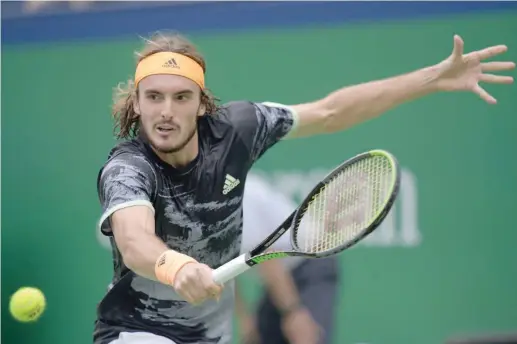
top-left (222, 174), bottom-right (240, 195)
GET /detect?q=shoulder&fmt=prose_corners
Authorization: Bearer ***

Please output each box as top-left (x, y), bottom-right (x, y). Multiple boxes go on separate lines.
top-left (201, 101), bottom-right (297, 164)
top-left (214, 101), bottom-right (296, 122)
top-left (220, 100), bottom-right (257, 115)
top-left (210, 101), bottom-right (257, 125)
top-left (199, 101), bottom-right (260, 149)
top-left (209, 100), bottom-right (296, 141)
top-left (106, 139), bottom-right (148, 159)
top-left (98, 139), bottom-right (157, 186)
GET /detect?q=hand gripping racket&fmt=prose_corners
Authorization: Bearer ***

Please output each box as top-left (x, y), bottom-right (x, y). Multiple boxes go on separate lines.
top-left (212, 149), bottom-right (401, 285)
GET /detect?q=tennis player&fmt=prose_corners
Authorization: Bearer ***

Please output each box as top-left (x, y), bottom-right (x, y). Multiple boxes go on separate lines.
top-left (94, 31), bottom-right (514, 344)
top-left (235, 173), bottom-right (339, 344)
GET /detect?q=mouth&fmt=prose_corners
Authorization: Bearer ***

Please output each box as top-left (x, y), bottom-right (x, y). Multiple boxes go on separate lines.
top-left (156, 124), bottom-right (176, 135)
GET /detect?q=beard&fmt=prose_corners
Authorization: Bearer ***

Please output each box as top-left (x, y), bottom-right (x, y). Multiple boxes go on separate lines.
top-left (139, 119), bottom-right (198, 154)
top-left (153, 123), bottom-right (197, 154)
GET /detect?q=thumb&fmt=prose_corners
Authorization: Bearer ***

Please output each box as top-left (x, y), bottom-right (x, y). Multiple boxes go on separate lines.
top-left (452, 34), bottom-right (464, 58)
top-left (199, 265), bottom-right (223, 298)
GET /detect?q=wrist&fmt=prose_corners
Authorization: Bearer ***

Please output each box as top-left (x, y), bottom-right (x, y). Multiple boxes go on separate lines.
top-left (154, 250), bottom-right (197, 286)
top-left (405, 64), bottom-right (442, 96)
top-left (420, 64), bottom-right (445, 93)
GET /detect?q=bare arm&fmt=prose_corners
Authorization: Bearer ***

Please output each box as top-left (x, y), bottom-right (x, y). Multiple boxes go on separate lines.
top-left (235, 282), bottom-right (261, 343)
top-left (97, 153), bottom-right (221, 305)
top-left (111, 205), bottom-right (170, 281)
top-left (98, 153), bottom-right (197, 285)
top-left (258, 260), bottom-right (302, 314)
top-left (234, 282), bottom-right (250, 319)
top-left (288, 36), bottom-right (514, 138)
top-left (290, 66), bottom-right (439, 138)
top-left (234, 259), bottom-right (302, 317)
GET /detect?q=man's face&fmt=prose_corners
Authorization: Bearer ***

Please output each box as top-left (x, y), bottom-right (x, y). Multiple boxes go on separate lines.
top-left (135, 74), bottom-right (205, 154)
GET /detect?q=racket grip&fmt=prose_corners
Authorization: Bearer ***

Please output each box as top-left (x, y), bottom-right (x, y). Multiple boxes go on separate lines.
top-left (212, 254), bottom-right (250, 285)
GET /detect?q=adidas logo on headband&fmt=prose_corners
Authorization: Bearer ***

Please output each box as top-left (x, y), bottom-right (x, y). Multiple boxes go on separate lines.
top-left (162, 58), bottom-right (179, 68)
top-left (134, 52), bottom-right (204, 89)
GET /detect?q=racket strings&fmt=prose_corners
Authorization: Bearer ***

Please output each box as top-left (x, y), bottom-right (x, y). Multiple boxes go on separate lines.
top-left (295, 155), bottom-right (395, 254)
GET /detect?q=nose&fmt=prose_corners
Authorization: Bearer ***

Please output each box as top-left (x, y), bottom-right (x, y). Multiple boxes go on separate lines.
top-left (161, 97), bottom-right (175, 119)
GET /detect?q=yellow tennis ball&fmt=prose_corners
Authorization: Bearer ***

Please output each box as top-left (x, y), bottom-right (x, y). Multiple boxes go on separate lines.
top-left (9, 287), bottom-right (46, 323)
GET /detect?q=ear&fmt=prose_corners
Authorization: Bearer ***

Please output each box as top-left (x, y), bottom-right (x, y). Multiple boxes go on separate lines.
top-left (197, 102), bottom-right (206, 117)
top-left (133, 92), bottom-right (141, 116)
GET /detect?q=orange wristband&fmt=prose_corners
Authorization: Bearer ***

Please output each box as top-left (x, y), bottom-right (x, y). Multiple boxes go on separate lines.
top-left (155, 250), bottom-right (197, 286)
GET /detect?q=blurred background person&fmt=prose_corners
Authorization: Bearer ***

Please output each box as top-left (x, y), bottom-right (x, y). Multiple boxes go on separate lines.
top-left (235, 173), bottom-right (340, 344)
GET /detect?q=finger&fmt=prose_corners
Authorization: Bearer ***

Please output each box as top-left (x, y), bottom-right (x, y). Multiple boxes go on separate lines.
top-left (189, 270), bottom-right (212, 302)
top-left (452, 34), bottom-right (464, 58)
top-left (174, 279), bottom-right (195, 304)
top-left (191, 297), bottom-right (207, 307)
top-left (182, 283), bottom-right (205, 305)
top-left (479, 73), bottom-right (514, 84)
top-left (206, 281), bottom-right (223, 300)
top-left (197, 266), bottom-right (220, 298)
top-left (179, 288), bottom-right (197, 305)
top-left (471, 45), bottom-right (508, 61)
top-left (180, 272), bottom-right (209, 305)
top-left (199, 265), bottom-right (223, 298)
top-left (474, 84), bottom-right (497, 104)
top-left (188, 289), bottom-right (207, 306)
top-left (482, 61), bottom-right (516, 72)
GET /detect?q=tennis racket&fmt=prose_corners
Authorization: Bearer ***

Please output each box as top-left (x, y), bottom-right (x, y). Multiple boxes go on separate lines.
top-left (212, 149), bottom-right (401, 285)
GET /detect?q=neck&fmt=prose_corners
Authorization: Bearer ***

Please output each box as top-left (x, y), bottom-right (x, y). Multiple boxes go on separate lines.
top-left (154, 131), bottom-right (199, 168)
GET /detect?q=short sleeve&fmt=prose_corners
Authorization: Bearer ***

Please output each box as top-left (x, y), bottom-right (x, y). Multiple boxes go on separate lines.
top-left (224, 101), bottom-right (298, 165)
top-left (97, 152), bottom-right (157, 236)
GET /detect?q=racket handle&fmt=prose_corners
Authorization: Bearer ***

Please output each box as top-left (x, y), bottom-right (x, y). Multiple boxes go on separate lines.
top-left (212, 254), bottom-right (250, 285)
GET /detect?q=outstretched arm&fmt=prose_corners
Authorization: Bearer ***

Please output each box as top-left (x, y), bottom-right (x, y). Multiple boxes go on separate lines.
top-left (110, 205), bottom-right (170, 281)
top-left (288, 35), bottom-right (515, 138)
top-left (97, 153), bottom-right (221, 304)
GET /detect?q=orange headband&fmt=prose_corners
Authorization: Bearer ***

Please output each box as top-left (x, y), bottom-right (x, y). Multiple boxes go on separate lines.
top-left (134, 52), bottom-right (205, 89)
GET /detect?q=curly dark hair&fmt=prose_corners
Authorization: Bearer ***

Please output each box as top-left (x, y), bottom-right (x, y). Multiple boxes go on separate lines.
top-left (111, 31), bottom-right (220, 139)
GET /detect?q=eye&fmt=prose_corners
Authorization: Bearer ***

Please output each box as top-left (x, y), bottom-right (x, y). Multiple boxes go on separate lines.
top-left (147, 93), bottom-right (162, 101)
top-left (175, 94), bottom-right (190, 102)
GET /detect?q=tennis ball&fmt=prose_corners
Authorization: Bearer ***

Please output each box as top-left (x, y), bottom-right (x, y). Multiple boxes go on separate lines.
top-left (9, 287), bottom-right (46, 323)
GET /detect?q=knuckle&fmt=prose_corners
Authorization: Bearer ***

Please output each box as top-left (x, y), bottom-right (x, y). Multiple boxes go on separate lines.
top-left (174, 279), bottom-right (186, 290)
top-left (198, 264), bottom-right (210, 272)
top-left (184, 270), bottom-right (198, 281)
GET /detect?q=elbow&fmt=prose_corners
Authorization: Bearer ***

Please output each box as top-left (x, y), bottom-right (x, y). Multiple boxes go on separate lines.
top-left (320, 96), bottom-right (363, 133)
top-left (318, 99), bottom-right (340, 134)
top-left (322, 111), bottom-right (340, 134)
top-left (117, 237), bottom-right (141, 270)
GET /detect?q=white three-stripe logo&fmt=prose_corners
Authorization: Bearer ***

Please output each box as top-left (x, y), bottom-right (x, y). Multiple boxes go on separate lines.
top-left (222, 174), bottom-right (240, 195)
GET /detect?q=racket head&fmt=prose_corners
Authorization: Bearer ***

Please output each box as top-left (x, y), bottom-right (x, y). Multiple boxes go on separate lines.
top-left (290, 149), bottom-right (400, 257)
